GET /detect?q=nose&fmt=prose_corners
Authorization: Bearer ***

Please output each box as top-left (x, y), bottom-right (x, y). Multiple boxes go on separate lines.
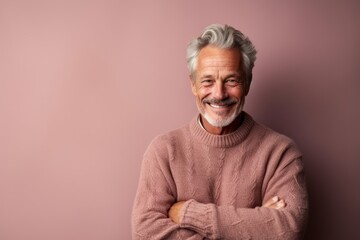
top-left (213, 81), bottom-right (227, 100)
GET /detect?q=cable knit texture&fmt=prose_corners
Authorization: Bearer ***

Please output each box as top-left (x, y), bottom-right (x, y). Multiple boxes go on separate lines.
top-left (132, 112), bottom-right (308, 239)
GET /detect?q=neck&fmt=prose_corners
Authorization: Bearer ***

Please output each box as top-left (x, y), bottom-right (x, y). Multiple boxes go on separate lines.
top-left (200, 112), bottom-right (244, 135)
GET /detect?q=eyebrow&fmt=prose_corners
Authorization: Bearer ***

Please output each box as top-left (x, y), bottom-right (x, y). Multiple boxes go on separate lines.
top-left (200, 74), bottom-right (213, 79)
top-left (224, 73), bottom-right (241, 78)
top-left (200, 73), bottom-right (241, 79)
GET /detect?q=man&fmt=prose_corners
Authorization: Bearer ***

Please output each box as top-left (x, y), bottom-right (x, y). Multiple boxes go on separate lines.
top-left (132, 24), bottom-right (308, 239)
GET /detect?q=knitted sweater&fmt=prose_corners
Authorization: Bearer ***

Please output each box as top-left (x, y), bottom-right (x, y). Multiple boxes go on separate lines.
top-left (132, 112), bottom-right (308, 239)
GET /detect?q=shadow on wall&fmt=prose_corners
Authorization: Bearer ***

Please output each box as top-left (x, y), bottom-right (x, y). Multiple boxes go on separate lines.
top-left (249, 69), bottom-right (339, 240)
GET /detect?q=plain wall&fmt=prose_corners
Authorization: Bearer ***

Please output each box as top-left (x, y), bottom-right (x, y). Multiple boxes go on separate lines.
top-left (0, 0), bottom-right (359, 239)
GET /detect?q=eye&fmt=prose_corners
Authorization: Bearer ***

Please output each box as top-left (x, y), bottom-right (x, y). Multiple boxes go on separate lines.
top-left (201, 79), bottom-right (213, 86)
top-left (225, 79), bottom-right (240, 86)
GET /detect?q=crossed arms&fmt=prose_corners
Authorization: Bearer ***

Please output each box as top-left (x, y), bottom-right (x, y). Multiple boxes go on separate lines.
top-left (168, 196), bottom-right (285, 224)
top-left (132, 140), bottom-right (308, 239)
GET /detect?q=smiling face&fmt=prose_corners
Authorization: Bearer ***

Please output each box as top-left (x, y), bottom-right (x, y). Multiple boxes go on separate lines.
top-left (191, 46), bottom-right (248, 134)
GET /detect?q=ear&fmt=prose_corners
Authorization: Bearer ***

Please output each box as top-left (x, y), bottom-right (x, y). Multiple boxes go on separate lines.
top-left (189, 75), bottom-right (197, 96)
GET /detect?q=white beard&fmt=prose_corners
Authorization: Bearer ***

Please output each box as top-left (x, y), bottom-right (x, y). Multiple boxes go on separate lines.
top-left (198, 99), bottom-right (244, 127)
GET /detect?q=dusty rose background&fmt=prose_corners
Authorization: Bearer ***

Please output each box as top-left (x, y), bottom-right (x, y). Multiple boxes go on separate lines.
top-left (0, 0), bottom-right (359, 239)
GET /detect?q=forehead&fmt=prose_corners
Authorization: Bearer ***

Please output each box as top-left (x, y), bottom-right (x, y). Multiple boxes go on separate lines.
top-left (197, 46), bottom-right (242, 73)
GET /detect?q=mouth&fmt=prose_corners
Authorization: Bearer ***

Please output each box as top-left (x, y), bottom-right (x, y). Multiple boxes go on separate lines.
top-left (205, 98), bottom-right (237, 108)
top-left (200, 98), bottom-right (238, 117)
top-left (205, 100), bottom-right (237, 116)
top-left (208, 102), bottom-right (235, 109)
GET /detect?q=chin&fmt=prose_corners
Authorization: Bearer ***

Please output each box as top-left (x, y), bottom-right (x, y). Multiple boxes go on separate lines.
top-left (203, 111), bottom-right (239, 127)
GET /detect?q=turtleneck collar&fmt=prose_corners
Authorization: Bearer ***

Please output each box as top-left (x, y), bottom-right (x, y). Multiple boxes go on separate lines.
top-left (190, 111), bottom-right (254, 148)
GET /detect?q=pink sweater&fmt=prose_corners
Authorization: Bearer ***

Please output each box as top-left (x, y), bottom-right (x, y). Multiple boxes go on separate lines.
top-left (132, 112), bottom-right (308, 239)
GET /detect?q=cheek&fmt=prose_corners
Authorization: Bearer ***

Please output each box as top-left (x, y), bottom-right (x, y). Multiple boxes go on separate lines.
top-left (228, 87), bottom-right (245, 99)
top-left (196, 87), bottom-right (211, 100)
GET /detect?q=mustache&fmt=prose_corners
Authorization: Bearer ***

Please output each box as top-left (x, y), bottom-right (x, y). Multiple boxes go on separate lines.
top-left (203, 98), bottom-right (238, 105)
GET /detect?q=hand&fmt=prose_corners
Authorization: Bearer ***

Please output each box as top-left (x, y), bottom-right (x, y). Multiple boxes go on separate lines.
top-left (262, 196), bottom-right (286, 209)
top-left (168, 201), bottom-right (186, 224)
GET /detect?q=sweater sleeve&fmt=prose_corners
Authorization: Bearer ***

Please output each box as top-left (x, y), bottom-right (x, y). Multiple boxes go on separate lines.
top-left (132, 139), bottom-right (206, 240)
top-left (179, 155), bottom-right (308, 240)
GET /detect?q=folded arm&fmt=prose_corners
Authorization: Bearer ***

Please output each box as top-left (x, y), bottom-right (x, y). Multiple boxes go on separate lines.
top-left (132, 144), bottom-right (206, 240)
top-left (169, 196), bottom-right (285, 224)
top-left (169, 158), bottom-right (308, 239)
top-left (132, 141), bottom-right (308, 239)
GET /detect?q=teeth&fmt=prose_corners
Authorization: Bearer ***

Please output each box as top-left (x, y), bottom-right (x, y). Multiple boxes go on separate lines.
top-left (210, 104), bottom-right (226, 108)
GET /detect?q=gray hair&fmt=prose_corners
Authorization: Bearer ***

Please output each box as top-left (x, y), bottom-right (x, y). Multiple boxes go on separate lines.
top-left (187, 24), bottom-right (257, 88)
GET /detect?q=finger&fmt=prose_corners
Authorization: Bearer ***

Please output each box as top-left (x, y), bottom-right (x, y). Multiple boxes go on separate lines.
top-left (263, 196), bottom-right (279, 207)
top-left (168, 201), bottom-right (185, 224)
top-left (275, 200), bottom-right (286, 209)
